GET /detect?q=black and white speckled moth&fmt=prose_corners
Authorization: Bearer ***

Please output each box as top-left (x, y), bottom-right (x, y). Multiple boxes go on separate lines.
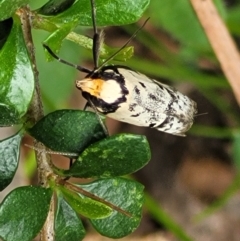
top-left (43, 0), bottom-right (197, 136)
top-left (76, 66), bottom-right (197, 136)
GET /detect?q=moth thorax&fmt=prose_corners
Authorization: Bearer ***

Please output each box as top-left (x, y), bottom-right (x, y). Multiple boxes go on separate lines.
top-left (76, 77), bottom-right (123, 104)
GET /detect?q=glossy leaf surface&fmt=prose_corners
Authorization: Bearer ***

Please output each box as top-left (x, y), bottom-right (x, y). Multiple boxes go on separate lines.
top-left (38, 0), bottom-right (150, 26)
top-left (81, 178), bottom-right (144, 238)
top-left (0, 131), bottom-right (23, 191)
top-left (64, 133), bottom-right (151, 178)
top-left (55, 193), bottom-right (86, 241)
top-left (0, 16), bottom-right (34, 125)
top-left (0, 186), bottom-right (53, 241)
top-left (28, 109), bottom-right (106, 155)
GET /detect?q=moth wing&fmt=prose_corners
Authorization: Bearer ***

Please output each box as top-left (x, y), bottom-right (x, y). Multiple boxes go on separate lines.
top-left (112, 68), bottom-right (197, 135)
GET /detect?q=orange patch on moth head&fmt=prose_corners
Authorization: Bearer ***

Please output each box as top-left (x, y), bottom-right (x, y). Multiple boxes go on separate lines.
top-left (76, 78), bottom-right (105, 98)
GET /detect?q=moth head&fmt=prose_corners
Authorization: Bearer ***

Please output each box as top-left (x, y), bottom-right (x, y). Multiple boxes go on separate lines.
top-left (76, 77), bottom-right (123, 104)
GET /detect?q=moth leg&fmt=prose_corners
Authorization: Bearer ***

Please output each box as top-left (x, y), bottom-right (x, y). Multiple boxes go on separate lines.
top-left (87, 98), bottom-right (109, 137)
top-left (83, 102), bottom-right (91, 111)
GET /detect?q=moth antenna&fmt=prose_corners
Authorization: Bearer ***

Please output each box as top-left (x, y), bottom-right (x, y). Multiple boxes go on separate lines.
top-left (92, 30), bottom-right (105, 70)
top-left (43, 43), bottom-right (92, 74)
top-left (90, 0), bottom-right (100, 68)
top-left (98, 30), bottom-right (105, 61)
top-left (25, 144), bottom-right (79, 157)
top-left (90, 0), bottom-right (97, 37)
top-left (86, 97), bottom-right (109, 136)
top-left (94, 17), bottom-right (150, 72)
top-left (194, 112), bottom-right (208, 117)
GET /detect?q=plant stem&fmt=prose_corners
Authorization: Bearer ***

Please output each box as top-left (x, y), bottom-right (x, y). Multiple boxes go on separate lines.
top-left (17, 7), bottom-right (55, 241)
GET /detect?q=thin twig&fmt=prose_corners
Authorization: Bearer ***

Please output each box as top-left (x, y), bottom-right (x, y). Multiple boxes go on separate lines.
top-left (17, 7), bottom-right (55, 241)
top-left (25, 143), bottom-right (79, 157)
top-left (63, 181), bottom-right (132, 218)
top-left (190, 0), bottom-right (240, 106)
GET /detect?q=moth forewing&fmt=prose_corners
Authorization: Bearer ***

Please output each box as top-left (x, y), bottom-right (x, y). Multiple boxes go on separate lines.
top-left (111, 67), bottom-right (197, 136)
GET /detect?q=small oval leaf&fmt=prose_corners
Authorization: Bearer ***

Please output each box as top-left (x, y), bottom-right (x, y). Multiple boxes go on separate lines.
top-left (55, 193), bottom-right (86, 241)
top-left (80, 178), bottom-right (144, 238)
top-left (64, 133), bottom-right (151, 178)
top-left (0, 131), bottom-right (23, 191)
top-left (28, 109), bottom-right (106, 155)
top-left (0, 186), bottom-right (53, 241)
top-left (0, 16), bottom-right (34, 125)
top-left (43, 21), bottom-right (78, 60)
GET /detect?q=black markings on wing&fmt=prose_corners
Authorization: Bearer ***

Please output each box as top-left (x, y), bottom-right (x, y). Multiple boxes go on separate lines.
top-left (148, 93), bottom-right (157, 101)
top-left (134, 86), bottom-right (140, 95)
top-left (149, 123), bottom-right (156, 128)
top-left (133, 81), bottom-right (170, 114)
top-left (131, 113), bottom-right (140, 117)
top-left (139, 82), bottom-right (146, 88)
top-left (129, 103), bottom-right (137, 112)
top-left (155, 116), bottom-right (174, 130)
top-left (128, 77), bottom-right (196, 132)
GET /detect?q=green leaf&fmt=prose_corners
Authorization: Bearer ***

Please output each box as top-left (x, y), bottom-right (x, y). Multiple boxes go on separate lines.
top-left (64, 133), bottom-right (151, 178)
top-left (0, 186), bottom-right (53, 241)
top-left (0, 16), bottom-right (34, 126)
top-left (80, 178), bottom-right (144, 238)
top-left (55, 193), bottom-right (86, 241)
top-left (58, 185), bottom-right (112, 219)
top-left (43, 21), bottom-right (78, 60)
top-left (0, 0), bottom-right (30, 21)
top-left (38, 0), bottom-right (150, 26)
top-left (38, 0), bottom-right (75, 16)
top-left (0, 131), bottom-right (23, 191)
top-left (28, 109), bottom-right (106, 155)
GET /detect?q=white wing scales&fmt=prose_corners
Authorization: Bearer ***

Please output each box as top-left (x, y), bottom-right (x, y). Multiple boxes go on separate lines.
top-left (107, 68), bottom-right (197, 136)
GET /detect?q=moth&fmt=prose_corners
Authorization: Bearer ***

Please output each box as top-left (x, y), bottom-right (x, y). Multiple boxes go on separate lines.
top-left (43, 0), bottom-right (197, 136)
